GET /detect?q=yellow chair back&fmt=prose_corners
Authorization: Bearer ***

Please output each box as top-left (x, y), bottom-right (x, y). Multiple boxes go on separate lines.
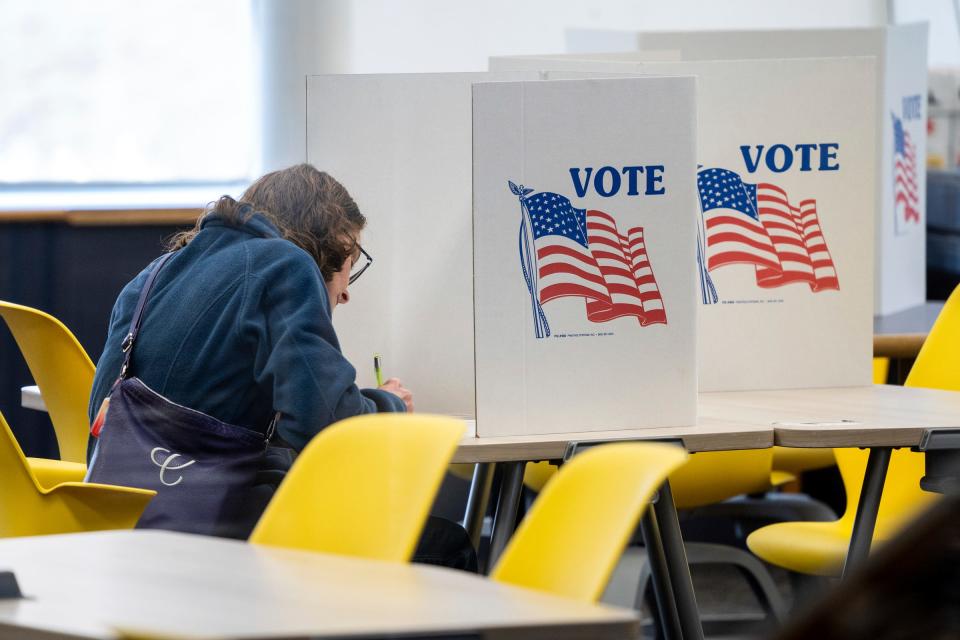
top-left (747, 292), bottom-right (957, 575)
top-left (834, 288), bottom-right (960, 537)
top-left (491, 442), bottom-right (687, 602)
top-left (906, 288), bottom-right (960, 391)
top-left (771, 447), bottom-right (834, 477)
top-left (872, 357), bottom-right (889, 384)
top-left (0, 410), bottom-right (153, 537)
top-left (832, 447), bottom-right (934, 539)
top-left (0, 301), bottom-right (95, 463)
top-left (250, 414), bottom-right (465, 561)
top-left (668, 449), bottom-right (774, 509)
top-left (827, 290), bottom-right (959, 539)
top-left (525, 448), bottom-right (772, 510)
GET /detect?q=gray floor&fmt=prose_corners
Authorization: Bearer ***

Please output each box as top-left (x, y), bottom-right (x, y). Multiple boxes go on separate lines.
top-left (602, 546), bottom-right (802, 639)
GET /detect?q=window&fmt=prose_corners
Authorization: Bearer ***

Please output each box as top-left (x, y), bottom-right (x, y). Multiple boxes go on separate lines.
top-left (0, 0), bottom-right (255, 185)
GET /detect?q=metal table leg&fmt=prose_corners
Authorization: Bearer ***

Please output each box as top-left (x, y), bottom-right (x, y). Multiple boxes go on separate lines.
top-left (638, 505), bottom-right (683, 640)
top-left (652, 480), bottom-right (704, 640)
top-left (842, 447), bottom-right (892, 578)
top-left (463, 463), bottom-right (494, 550)
top-left (485, 461), bottom-right (525, 573)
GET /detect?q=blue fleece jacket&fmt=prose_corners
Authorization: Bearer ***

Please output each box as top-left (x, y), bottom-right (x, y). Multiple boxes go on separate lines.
top-left (88, 212), bottom-right (404, 453)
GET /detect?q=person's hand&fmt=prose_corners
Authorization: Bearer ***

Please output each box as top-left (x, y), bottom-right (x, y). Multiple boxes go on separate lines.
top-left (379, 377), bottom-right (414, 412)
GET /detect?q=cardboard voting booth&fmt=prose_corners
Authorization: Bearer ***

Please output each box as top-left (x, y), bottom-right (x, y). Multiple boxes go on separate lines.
top-left (308, 73), bottom-right (698, 435)
top-left (473, 77), bottom-right (698, 436)
top-left (307, 72), bottom-right (538, 424)
top-left (490, 56), bottom-right (875, 391)
top-left (566, 25), bottom-right (928, 316)
top-left (928, 68), bottom-right (960, 169)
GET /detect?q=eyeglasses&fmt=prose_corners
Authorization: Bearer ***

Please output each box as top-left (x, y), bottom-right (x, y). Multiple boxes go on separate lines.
top-left (349, 245), bottom-right (373, 285)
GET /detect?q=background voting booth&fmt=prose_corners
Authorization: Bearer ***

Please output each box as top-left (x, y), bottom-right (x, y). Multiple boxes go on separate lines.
top-left (307, 74), bottom-right (698, 436)
top-left (490, 56), bottom-right (876, 391)
top-left (307, 72), bottom-right (536, 426)
top-left (565, 24), bottom-right (929, 317)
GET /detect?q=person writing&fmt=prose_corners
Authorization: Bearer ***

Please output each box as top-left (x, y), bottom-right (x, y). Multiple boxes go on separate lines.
top-left (90, 163), bottom-right (412, 449)
top-left (87, 163), bottom-right (474, 570)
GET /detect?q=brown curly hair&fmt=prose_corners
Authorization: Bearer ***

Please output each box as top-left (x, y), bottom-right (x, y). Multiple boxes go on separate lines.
top-left (168, 164), bottom-right (366, 281)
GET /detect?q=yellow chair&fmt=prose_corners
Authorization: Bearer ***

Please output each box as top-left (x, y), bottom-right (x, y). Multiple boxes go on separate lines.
top-left (747, 288), bottom-right (960, 575)
top-left (525, 448), bottom-right (779, 510)
top-left (873, 357), bottom-right (890, 384)
top-left (0, 301), bottom-right (95, 463)
top-left (0, 410), bottom-right (154, 537)
top-left (490, 442), bottom-right (687, 602)
top-left (900, 290), bottom-right (960, 392)
top-left (28, 457), bottom-right (87, 490)
top-left (669, 449), bottom-right (778, 509)
top-left (250, 414), bottom-right (465, 561)
top-left (747, 448), bottom-right (933, 575)
top-left (523, 448), bottom-right (803, 618)
top-left (770, 447), bottom-right (834, 484)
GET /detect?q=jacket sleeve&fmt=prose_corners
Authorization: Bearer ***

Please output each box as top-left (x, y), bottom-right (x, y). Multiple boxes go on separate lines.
top-left (241, 244), bottom-right (403, 450)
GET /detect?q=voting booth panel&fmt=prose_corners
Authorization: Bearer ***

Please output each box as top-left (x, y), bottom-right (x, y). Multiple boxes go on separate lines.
top-left (473, 78), bottom-right (698, 436)
top-left (306, 72), bottom-right (537, 421)
top-left (308, 73), bottom-right (699, 436)
top-left (489, 57), bottom-right (875, 392)
top-left (564, 25), bottom-right (928, 316)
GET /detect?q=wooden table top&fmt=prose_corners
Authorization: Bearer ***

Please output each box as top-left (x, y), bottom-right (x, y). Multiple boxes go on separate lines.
top-left (873, 301), bottom-right (945, 358)
top-left (452, 416), bottom-right (774, 463)
top-left (701, 384), bottom-right (960, 449)
top-left (20, 385), bottom-right (44, 412)
top-left (0, 530), bottom-right (639, 640)
top-left (30, 384), bottom-right (957, 456)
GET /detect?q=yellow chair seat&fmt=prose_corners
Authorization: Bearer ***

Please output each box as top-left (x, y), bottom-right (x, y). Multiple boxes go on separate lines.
top-left (748, 447), bottom-right (934, 576)
top-left (768, 469), bottom-right (797, 487)
top-left (1, 411), bottom-right (153, 538)
top-left (27, 458), bottom-right (87, 490)
top-left (771, 447), bottom-right (834, 476)
top-left (746, 520), bottom-right (854, 576)
top-left (748, 286), bottom-right (960, 577)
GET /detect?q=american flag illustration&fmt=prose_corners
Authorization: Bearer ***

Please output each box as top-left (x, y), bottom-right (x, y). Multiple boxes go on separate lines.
top-left (511, 182), bottom-right (666, 339)
top-left (892, 112), bottom-right (920, 229)
top-left (696, 168), bottom-right (839, 295)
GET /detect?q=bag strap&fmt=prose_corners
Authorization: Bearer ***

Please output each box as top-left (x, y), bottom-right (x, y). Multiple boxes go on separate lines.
top-left (119, 252), bottom-right (175, 380)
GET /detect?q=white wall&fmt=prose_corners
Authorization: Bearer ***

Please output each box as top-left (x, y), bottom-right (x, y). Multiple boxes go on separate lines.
top-left (345, 0), bottom-right (887, 73)
top-left (893, 0), bottom-right (960, 65)
top-left (257, 0), bottom-right (889, 173)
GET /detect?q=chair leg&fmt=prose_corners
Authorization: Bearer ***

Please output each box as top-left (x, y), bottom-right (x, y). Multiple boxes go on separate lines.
top-left (633, 541), bottom-right (789, 630)
top-left (685, 543), bottom-right (788, 623)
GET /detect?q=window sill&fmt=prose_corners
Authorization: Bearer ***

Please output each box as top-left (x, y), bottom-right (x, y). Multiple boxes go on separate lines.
top-left (0, 183), bottom-right (248, 226)
top-left (0, 182), bottom-right (248, 213)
